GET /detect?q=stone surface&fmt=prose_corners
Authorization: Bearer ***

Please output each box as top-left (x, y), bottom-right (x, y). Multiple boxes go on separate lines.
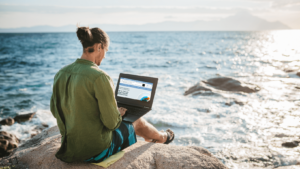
top-left (0, 131), bottom-right (20, 158)
top-left (297, 72), bottom-right (300, 77)
top-left (203, 77), bottom-right (260, 93)
top-left (0, 126), bottom-right (228, 169)
top-left (0, 117), bottom-right (15, 126)
top-left (185, 77), bottom-right (260, 96)
top-left (282, 141), bottom-right (300, 148)
top-left (14, 112), bottom-right (36, 123)
top-left (225, 99), bottom-right (247, 106)
top-left (275, 134), bottom-right (291, 138)
top-left (184, 82), bottom-right (212, 96)
top-left (225, 101), bottom-right (233, 106)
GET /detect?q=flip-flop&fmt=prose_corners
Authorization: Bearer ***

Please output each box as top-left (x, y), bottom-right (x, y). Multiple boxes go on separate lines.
top-left (164, 129), bottom-right (175, 144)
top-left (151, 129), bottom-right (175, 144)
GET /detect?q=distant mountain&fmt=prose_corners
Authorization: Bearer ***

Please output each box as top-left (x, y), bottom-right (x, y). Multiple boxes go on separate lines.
top-left (0, 11), bottom-right (290, 32)
top-left (0, 25), bottom-right (76, 33)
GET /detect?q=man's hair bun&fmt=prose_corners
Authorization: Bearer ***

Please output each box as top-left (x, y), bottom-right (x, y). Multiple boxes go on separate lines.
top-left (76, 26), bottom-right (93, 43)
top-left (76, 25), bottom-right (110, 53)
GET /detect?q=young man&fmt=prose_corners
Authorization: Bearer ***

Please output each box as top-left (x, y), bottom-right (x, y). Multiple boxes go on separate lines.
top-left (50, 27), bottom-right (174, 163)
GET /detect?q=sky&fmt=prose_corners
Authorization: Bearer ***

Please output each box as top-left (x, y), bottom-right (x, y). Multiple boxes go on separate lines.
top-left (0, 0), bottom-right (300, 29)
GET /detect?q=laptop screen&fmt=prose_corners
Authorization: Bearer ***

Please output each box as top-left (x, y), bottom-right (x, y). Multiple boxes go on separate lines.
top-left (117, 77), bottom-right (153, 102)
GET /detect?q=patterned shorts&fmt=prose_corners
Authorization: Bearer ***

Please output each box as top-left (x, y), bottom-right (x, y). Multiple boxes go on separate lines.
top-left (84, 121), bottom-right (137, 163)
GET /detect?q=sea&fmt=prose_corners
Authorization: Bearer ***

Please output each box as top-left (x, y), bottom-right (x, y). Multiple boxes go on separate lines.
top-left (1, 31), bottom-right (300, 168)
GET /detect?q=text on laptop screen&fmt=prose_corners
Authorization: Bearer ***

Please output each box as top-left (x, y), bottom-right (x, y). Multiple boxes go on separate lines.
top-left (117, 78), bottom-right (153, 102)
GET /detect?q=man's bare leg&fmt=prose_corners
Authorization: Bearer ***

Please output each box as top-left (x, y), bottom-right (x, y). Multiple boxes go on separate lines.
top-left (133, 117), bottom-right (170, 143)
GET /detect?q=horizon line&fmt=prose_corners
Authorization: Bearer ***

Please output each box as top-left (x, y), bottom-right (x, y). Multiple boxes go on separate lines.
top-left (0, 29), bottom-right (298, 34)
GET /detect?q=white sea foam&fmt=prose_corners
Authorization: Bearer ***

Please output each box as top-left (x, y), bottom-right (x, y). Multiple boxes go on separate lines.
top-left (1, 109), bottom-right (57, 141)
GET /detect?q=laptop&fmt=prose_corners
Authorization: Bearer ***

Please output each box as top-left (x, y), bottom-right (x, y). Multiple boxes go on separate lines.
top-left (115, 73), bottom-right (158, 123)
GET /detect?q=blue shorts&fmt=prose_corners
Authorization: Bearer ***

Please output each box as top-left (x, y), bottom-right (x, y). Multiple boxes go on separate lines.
top-left (84, 122), bottom-right (137, 163)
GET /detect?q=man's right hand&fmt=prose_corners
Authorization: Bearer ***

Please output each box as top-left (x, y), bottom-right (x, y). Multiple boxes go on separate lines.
top-left (118, 107), bottom-right (127, 116)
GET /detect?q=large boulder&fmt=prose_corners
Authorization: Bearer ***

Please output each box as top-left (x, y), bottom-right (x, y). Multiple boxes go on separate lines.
top-left (0, 117), bottom-right (15, 126)
top-left (185, 77), bottom-right (260, 96)
top-left (14, 112), bottom-right (36, 123)
top-left (0, 126), bottom-right (228, 169)
top-left (282, 140), bottom-right (300, 148)
top-left (0, 131), bottom-right (20, 158)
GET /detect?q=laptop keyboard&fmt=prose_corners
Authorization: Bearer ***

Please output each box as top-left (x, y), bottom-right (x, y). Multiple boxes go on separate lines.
top-left (118, 104), bottom-right (145, 116)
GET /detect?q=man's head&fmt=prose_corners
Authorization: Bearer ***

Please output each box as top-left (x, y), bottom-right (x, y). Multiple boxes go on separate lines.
top-left (76, 26), bottom-right (110, 66)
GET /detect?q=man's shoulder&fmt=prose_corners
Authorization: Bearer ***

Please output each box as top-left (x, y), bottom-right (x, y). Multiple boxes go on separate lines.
top-left (59, 62), bottom-right (73, 72)
top-left (54, 63), bottom-right (73, 78)
top-left (89, 65), bottom-right (109, 76)
top-left (55, 62), bottom-right (110, 82)
top-left (87, 65), bottom-right (111, 81)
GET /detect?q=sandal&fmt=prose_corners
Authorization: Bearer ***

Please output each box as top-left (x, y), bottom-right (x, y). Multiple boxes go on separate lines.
top-left (151, 129), bottom-right (175, 144)
top-left (164, 129), bottom-right (175, 144)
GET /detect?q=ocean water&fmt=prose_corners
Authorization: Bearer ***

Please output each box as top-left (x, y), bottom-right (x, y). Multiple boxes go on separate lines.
top-left (1, 31), bottom-right (300, 168)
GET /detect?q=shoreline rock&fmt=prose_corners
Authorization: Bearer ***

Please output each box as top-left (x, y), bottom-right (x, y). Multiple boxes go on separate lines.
top-left (13, 112), bottom-right (36, 123)
top-left (0, 131), bottom-right (20, 158)
top-left (0, 117), bottom-right (15, 126)
top-left (282, 140), bottom-right (300, 148)
top-left (0, 126), bottom-right (228, 169)
top-left (185, 77), bottom-right (260, 96)
top-left (0, 112), bottom-right (48, 158)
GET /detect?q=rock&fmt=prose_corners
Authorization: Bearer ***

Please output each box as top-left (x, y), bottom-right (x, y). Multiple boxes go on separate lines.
top-left (31, 133), bottom-right (38, 138)
top-left (185, 77), bottom-right (260, 96)
top-left (297, 72), bottom-right (300, 77)
top-left (14, 112), bottom-right (36, 123)
top-left (0, 117), bottom-right (15, 126)
top-left (275, 134), bottom-right (290, 138)
top-left (235, 100), bottom-right (246, 106)
top-left (203, 77), bottom-right (260, 93)
top-left (225, 99), bottom-right (246, 106)
top-left (2, 126), bottom-right (228, 169)
top-left (31, 123), bottom-right (49, 137)
top-left (282, 141), bottom-right (300, 148)
top-left (184, 82), bottom-right (212, 96)
top-left (196, 108), bottom-right (211, 113)
top-left (225, 102), bottom-right (233, 106)
top-left (0, 131), bottom-right (20, 158)
top-left (283, 67), bottom-right (299, 73)
top-left (34, 123), bottom-right (48, 131)
top-left (284, 69), bottom-right (295, 73)
top-left (42, 123), bottom-right (49, 128)
top-left (295, 86), bottom-right (300, 89)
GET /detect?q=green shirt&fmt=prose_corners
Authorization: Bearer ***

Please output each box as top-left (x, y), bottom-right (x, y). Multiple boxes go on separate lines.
top-left (50, 58), bottom-right (122, 163)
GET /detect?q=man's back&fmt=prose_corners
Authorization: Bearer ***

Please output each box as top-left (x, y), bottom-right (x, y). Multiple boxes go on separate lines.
top-left (50, 58), bottom-right (122, 162)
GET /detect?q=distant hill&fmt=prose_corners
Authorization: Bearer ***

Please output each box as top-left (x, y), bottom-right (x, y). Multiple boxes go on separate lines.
top-left (0, 11), bottom-right (290, 33)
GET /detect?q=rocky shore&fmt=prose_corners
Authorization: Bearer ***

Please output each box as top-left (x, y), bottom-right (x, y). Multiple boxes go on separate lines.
top-left (1, 74), bottom-right (300, 168)
top-left (0, 112), bottom-right (41, 158)
top-left (0, 126), bottom-right (228, 169)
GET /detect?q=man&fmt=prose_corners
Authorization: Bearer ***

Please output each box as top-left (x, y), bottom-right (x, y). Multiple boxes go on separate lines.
top-left (50, 26), bottom-right (174, 163)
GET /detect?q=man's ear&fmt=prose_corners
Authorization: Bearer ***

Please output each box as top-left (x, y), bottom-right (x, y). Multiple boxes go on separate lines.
top-left (97, 43), bottom-right (102, 50)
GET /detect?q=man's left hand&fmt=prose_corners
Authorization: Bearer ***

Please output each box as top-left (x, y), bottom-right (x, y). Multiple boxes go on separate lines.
top-left (118, 107), bottom-right (127, 116)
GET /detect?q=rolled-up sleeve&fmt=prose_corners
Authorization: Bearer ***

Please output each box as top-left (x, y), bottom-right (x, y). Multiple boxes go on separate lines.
top-left (94, 74), bottom-right (122, 130)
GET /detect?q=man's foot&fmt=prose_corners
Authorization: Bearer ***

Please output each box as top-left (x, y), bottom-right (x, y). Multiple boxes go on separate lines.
top-left (163, 129), bottom-right (175, 144)
top-left (152, 129), bottom-right (175, 144)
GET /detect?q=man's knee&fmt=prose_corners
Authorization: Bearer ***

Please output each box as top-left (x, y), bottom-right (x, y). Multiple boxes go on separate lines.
top-left (133, 117), bottom-right (147, 131)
